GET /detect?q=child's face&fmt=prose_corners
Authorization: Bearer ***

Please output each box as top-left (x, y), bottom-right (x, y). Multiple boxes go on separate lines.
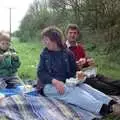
top-left (42, 36), bottom-right (58, 50)
top-left (0, 40), bottom-right (10, 51)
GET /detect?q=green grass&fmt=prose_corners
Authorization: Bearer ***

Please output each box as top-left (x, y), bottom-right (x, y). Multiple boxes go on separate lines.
top-left (11, 39), bottom-right (43, 80)
top-left (102, 113), bottom-right (120, 120)
top-left (88, 51), bottom-right (120, 80)
top-left (82, 30), bottom-right (120, 80)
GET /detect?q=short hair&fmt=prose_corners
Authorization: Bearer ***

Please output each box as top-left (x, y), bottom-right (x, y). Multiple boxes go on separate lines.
top-left (41, 26), bottom-right (65, 49)
top-left (0, 32), bottom-right (10, 42)
top-left (65, 24), bottom-right (80, 35)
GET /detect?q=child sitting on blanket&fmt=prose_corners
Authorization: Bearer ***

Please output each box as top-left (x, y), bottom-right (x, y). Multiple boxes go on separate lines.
top-left (37, 26), bottom-right (116, 116)
top-left (0, 32), bottom-right (21, 88)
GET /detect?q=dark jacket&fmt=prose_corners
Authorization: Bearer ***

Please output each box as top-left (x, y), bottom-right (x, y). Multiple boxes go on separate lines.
top-left (37, 48), bottom-right (76, 86)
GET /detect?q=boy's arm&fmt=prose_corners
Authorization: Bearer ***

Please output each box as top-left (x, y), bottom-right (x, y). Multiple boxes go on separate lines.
top-left (76, 45), bottom-right (89, 69)
top-left (0, 49), bottom-right (17, 68)
top-left (11, 51), bottom-right (21, 73)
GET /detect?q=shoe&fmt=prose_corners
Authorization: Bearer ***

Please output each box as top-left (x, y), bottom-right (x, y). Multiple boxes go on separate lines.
top-left (100, 104), bottom-right (111, 116)
top-left (109, 100), bottom-right (117, 106)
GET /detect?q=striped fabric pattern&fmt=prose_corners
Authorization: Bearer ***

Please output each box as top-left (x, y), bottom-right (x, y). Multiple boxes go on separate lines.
top-left (0, 94), bottom-right (80, 120)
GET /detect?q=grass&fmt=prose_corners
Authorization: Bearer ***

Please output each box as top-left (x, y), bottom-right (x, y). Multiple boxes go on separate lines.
top-left (82, 30), bottom-right (120, 80)
top-left (103, 115), bottom-right (120, 120)
top-left (11, 39), bottom-right (44, 80)
top-left (88, 51), bottom-right (120, 80)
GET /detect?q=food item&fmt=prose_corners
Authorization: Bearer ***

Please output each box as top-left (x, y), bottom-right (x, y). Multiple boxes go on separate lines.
top-left (76, 71), bottom-right (85, 80)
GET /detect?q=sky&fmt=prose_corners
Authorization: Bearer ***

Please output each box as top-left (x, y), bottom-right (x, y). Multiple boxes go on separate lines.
top-left (0, 0), bottom-right (33, 32)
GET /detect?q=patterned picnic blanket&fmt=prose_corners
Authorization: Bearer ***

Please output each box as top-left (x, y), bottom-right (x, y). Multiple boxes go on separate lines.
top-left (0, 94), bottom-right (81, 120)
top-left (0, 89), bottom-right (119, 120)
top-left (0, 86), bottom-right (101, 120)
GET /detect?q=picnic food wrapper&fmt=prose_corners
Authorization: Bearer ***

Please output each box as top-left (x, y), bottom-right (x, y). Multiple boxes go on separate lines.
top-left (83, 67), bottom-right (97, 78)
top-left (66, 77), bottom-right (86, 86)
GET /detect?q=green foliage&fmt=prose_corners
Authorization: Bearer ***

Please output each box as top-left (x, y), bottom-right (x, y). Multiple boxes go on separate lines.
top-left (17, 0), bottom-right (83, 42)
top-left (82, 32), bottom-right (120, 80)
top-left (18, 0), bottom-right (51, 42)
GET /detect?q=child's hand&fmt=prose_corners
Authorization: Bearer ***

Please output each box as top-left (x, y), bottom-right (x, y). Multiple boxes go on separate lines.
top-left (52, 79), bottom-right (65, 94)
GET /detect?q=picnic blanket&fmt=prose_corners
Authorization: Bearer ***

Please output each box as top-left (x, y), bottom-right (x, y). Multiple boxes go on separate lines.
top-left (0, 91), bottom-right (102, 120)
top-left (0, 86), bottom-right (119, 120)
top-left (0, 94), bottom-right (81, 120)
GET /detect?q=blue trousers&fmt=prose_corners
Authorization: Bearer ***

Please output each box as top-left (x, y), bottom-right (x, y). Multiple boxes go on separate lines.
top-left (43, 83), bottom-right (112, 115)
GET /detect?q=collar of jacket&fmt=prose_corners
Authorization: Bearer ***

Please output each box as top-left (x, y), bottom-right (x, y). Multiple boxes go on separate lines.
top-left (66, 40), bottom-right (78, 48)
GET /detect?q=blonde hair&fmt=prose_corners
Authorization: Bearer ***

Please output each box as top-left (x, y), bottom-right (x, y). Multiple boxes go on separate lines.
top-left (0, 31), bottom-right (10, 42)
